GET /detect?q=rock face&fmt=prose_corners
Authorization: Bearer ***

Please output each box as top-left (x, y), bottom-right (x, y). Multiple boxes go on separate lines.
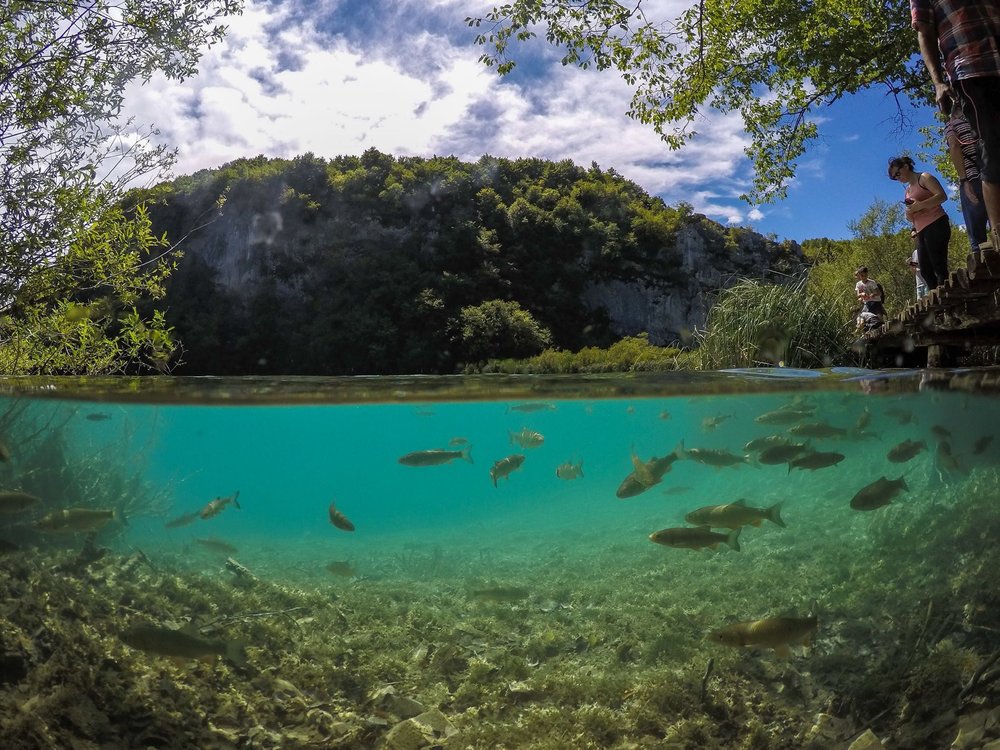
top-left (582, 222), bottom-right (803, 345)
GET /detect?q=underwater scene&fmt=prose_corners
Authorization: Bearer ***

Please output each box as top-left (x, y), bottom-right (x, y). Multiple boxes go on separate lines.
top-left (1, 370), bottom-right (1000, 750)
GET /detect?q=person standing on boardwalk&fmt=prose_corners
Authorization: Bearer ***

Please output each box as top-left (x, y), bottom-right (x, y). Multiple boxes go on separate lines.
top-left (909, 250), bottom-right (929, 299)
top-left (911, 0), bottom-right (1000, 249)
top-left (888, 156), bottom-right (951, 290)
top-left (945, 107), bottom-right (989, 252)
top-left (855, 266), bottom-right (886, 318)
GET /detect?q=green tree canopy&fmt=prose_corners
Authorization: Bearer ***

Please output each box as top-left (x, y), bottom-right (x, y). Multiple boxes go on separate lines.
top-left (0, 0), bottom-right (242, 373)
top-left (458, 299), bottom-right (553, 363)
top-left (468, 1), bottom-right (928, 203)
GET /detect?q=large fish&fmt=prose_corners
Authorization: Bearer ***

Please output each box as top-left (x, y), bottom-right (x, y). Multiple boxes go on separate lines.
top-left (490, 454), bottom-right (525, 487)
top-left (684, 447), bottom-right (750, 468)
top-left (787, 450), bottom-right (845, 472)
top-left (648, 526), bottom-right (742, 552)
top-left (616, 443), bottom-right (684, 499)
top-left (200, 490), bottom-right (240, 520)
top-left (33, 508), bottom-right (116, 534)
top-left (120, 624), bottom-right (247, 667)
top-left (850, 476), bottom-right (908, 511)
top-left (788, 422), bottom-right (848, 439)
top-left (757, 443), bottom-right (809, 466)
top-left (708, 616), bottom-right (818, 658)
top-left (398, 447), bottom-right (472, 466)
top-left (684, 500), bottom-right (785, 530)
top-left (887, 439), bottom-right (927, 463)
top-left (0, 490), bottom-right (42, 514)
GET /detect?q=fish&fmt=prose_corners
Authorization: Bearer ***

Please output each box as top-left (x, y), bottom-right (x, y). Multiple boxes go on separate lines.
top-left (658, 410), bottom-right (671, 420)
top-left (787, 450), bottom-right (845, 472)
top-left (616, 443), bottom-right (685, 498)
top-left (930, 425), bottom-right (952, 439)
top-left (649, 526), bottom-right (742, 552)
top-left (887, 439), bottom-right (927, 463)
top-left (328, 502), bottom-right (356, 532)
top-left (199, 490), bottom-right (240, 520)
top-left (509, 428), bottom-right (544, 449)
top-left (788, 422), bottom-right (848, 439)
top-left (754, 408), bottom-right (812, 425)
top-left (32, 507), bottom-right (116, 533)
top-left (85, 412), bottom-right (112, 422)
top-left (701, 415), bottom-right (732, 431)
top-left (707, 616), bottom-right (818, 658)
top-left (164, 510), bottom-right (201, 529)
top-left (757, 443), bottom-right (810, 465)
top-left (507, 403), bottom-right (555, 413)
top-left (684, 447), bottom-right (750, 468)
top-left (120, 624), bottom-right (247, 667)
top-left (0, 441), bottom-right (10, 462)
top-left (0, 490), bottom-right (42, 514)
top-left (935, 441), bottom-right (965, 477)
top-left (684, 500), bottom-right (785, 530)
top-left (490, 454), bottom-right (525, 487)
top-left (194, 538), bottom-right (238, 555)
top-left (398, 447), bottom-right (473, 466)
top-left (470, 586), bottom-right (530, 603)
top-left (743, 435), bottom-right (789, 453)
top-left (448, 437), bottom-right (469, 447)
top-left (850, 476), bottom-right (908, 511)
top-left (555, 460), bottom-right (584, 480)
top-left (973, 435), bottom-right (994, 455)
top-left (856, 407), bottom-right (871, 430)
top-left (326, 560), bottom-right (357, 577)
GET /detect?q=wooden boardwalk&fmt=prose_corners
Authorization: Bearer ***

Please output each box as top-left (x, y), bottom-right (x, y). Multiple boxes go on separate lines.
top-left (863, 249), bottom-right (1000, 366)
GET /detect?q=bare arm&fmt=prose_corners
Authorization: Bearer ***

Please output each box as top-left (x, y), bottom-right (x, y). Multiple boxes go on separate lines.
top-left (915, 21), bottom-right (956, 112)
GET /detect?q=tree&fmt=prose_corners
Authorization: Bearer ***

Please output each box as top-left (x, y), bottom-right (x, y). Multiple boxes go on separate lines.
top-left (456, 300), bottom-right (553, 364)
top-left (0, 0), bottom-right (242, 373)
top-left (468, 1), bottom-right (927, 202)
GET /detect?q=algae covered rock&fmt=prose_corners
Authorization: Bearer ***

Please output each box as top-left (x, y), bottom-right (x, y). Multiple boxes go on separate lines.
top-left (381, 708), bottom-right (458, 750)
top-left (848, 729), bottom-right (885, 750)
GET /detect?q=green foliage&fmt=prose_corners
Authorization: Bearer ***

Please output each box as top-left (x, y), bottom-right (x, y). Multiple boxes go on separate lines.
top-left (457, 299), bottom-right (553, 364)
top-left (696, 278), bottom-right (853, 369)
top-left (468, 1), bottom-right (928, 202)
top-left (473, 334), bottom-right (692, 374)
top-left (0, 0), bottom-right (242, 373)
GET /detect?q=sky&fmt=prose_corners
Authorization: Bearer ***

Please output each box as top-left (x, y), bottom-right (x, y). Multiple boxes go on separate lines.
top-left (120, 0), bottom-right (953, 243)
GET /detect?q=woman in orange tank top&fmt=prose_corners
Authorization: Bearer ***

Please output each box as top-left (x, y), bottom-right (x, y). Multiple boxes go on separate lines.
top-left (888, 156), bottom-right (951, 291)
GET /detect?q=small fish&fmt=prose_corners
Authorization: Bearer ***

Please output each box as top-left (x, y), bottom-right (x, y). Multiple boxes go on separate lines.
top-left (194, 538), bottom-right (238, 555)
top-left (658, 410), bottom-right (671, 420)
top-left (684, 500), bottom-right (785, 530)
top-left (707, 616), bottom-right (818, 659)
top-left (754, 409), bottom-right (811, 425)
top-left (120, 624), bottom-right (247, 667)
top-left (0, 441), bottom-right (10, 462)
top-left (931, 424), bottom-right (952, 440)
top-left (743, 435), bottom-right (789, 453)
top-left (509, 428), bottom-right (544, 449)
top-left (935, 441), bottom-right (965, 477)
top-left (616, 443), bottom-right (685, 499)
top-left (507, 403), bottom-right (555, 413)
top-left (850, 476), bottom-right (908, 511)
top-left (0, 490), bottom-right (42, 514)
top-left (398, 447), bottom-right (473, 466)
top-left (649, 526), bottom-right (742, 552)
top-left (856, 407), bottom-right (871, 430)
top-left (32, 507), bottom-right (116, 533)
top-left (787, 450), bottom-right (845, 472)
top-left (684, 447), bottom-right (749, 468)
top-left (757, 443), bottom-right (809, 466)
top-left (555, 460), bottom-right (584, 480)
top-left (328, 502), bottom-right (355, 532)
top-left (448, 437), bottom-right (469, 447)
top-left (788, 422), bottom-right (847, 439)
top-left (85, 412), bottom-right (112, 422)
top-left (701, 415), bottom-right (732, 431)
top-left (326, 560), bottom-right (357, 577)
top-left (470, 586), bottom-right (530, 603)
top-left (887, 439), bottom-right (927, 463)
top-left (973, 435), bottom-right (994, 455)
top-left (490, 454), bottom-right (525, 487)
top-left (164, 511), bottom-right (200, 529)
top-left (199, 490), bottom-right (240, 520)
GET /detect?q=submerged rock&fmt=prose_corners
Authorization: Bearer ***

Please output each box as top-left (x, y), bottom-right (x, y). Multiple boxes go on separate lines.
top-left (381, 708), bottom-right (457, 750)
top-left (848, 729), bottom-right (885, 750)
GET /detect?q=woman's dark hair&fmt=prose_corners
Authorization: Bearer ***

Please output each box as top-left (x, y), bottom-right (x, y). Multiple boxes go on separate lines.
top-left (888, 156), bottom-right (915, 178)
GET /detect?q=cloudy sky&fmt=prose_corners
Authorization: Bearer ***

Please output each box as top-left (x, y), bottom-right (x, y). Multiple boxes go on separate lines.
top-left (121, 0), bottom-right (948, 242)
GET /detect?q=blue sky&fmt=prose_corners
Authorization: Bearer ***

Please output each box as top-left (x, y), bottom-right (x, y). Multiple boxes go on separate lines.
top-left (121, 0), bottom-right (957, 243)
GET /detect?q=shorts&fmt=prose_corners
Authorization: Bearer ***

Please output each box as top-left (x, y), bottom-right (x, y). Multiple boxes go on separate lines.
top-left (958, 76), bottom-right (1000, 184)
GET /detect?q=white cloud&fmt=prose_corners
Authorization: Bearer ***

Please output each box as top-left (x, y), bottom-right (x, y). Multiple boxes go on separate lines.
top-left (121, 0), bottom-right (759, 226)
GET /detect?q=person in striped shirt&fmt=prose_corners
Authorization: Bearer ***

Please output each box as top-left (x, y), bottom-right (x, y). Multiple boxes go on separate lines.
top-left (945, 107), bottom-right (989, 251)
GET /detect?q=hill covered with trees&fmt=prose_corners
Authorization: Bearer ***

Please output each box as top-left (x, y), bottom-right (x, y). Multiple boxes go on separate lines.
top-left (135, 150), bottom-right (803, 375)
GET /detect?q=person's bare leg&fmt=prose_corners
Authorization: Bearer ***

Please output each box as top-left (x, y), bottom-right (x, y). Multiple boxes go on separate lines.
top-left (982, 180), bottom-right (1000, 250)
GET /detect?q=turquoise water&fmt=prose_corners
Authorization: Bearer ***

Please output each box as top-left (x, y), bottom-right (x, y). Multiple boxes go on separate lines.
top-left (3, 370), bottom-right (1000, 748)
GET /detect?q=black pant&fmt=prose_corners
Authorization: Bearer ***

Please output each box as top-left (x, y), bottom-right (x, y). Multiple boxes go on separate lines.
top-left (916, 215), bottom-right (951, 290)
